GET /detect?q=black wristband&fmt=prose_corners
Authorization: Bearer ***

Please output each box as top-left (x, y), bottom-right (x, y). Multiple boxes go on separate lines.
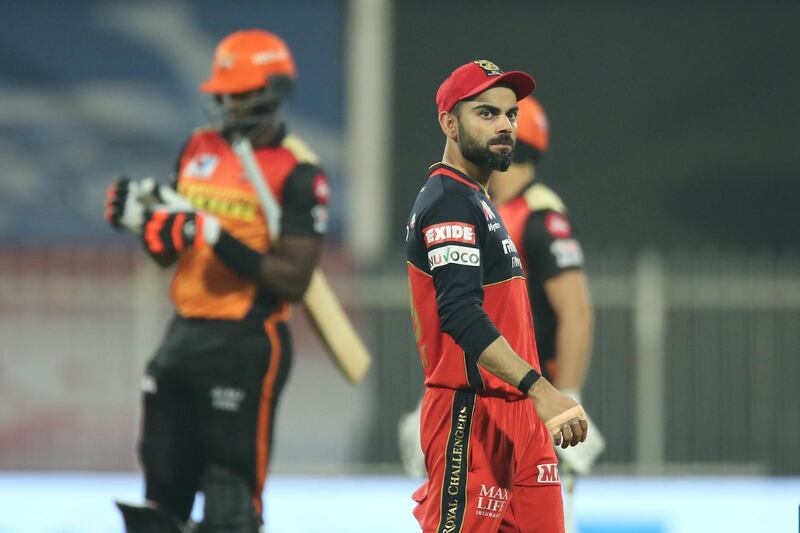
top-left (517, 369), bottom-right (541, 394)
top-left (212, 230), bottom-right (262, 281)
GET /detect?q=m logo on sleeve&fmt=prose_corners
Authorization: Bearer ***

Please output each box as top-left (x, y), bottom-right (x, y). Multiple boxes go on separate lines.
top-left (480, 200), bottom-right (496, 221)
top-left (428, 245), bottom-right (481, 270)
top-left (536, 463), bottom-right (561, 484)
top-left (423, 222), bottom-right (476, 247)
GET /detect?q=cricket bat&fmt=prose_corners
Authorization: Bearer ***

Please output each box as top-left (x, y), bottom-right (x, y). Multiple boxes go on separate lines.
top-left (231, 136), bottom-right (371, 384)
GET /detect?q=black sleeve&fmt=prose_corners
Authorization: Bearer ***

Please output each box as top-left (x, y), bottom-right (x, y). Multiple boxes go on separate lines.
top-left (524, 210), bottom-right (585, 283)
top-left (423, 194), bottom-right (501, 363)
top-left (280, 163), bottom-right (329, 238)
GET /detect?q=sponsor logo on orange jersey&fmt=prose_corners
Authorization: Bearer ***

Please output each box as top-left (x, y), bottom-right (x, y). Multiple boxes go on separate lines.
top-left (177, 182), bottom-right (259, 221)
top-left (185, 154), bottom-right (219, 179)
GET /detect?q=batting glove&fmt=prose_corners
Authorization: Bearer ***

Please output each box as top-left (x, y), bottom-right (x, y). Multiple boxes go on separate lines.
top-left (105, 177), bottom-right (152, 233)
top-left (555, 391), bottom-right (606, 475)
top-left (142, 208), bottom-right (221, 254)
top-left (106, 175), bottom-right (197, 234)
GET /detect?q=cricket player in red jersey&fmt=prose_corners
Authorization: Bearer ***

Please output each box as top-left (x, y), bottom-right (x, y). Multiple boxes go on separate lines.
top-left (105, 30), bottom-right (330, 532)
top-left (406, 60), bottom-right (588, 532)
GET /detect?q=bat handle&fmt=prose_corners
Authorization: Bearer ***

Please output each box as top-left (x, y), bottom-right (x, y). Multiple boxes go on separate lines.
top-left (230, 136), bottom-right (282, 240)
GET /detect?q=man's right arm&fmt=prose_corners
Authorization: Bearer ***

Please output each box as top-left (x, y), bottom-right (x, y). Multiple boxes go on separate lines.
top-left (477, 336), bottom-right (587, 448)
top-left (424, 195), bottom-right (587, 447)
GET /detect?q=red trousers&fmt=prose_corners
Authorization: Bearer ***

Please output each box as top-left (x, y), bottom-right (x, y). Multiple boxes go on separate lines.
top-left (412, 388), bottom-right (564, 533)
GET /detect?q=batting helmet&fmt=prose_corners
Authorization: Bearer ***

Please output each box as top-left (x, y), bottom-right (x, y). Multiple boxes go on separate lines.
top-left (200, 29), bottom-right (296, 95)
top-left (514, 96), bottom-right (549, 163)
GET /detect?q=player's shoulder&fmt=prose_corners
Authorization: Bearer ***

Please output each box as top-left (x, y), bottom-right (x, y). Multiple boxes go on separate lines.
top-left (527, 207), bottom-right (576, 243)
top-left (177, 127), bottom-right (225, 162)
top-left (281, 133), bottom-right (320, 166)
top-left (523, 183), bottom-right (566, 214)
top-left (419, 174), bottom-right (483, 216)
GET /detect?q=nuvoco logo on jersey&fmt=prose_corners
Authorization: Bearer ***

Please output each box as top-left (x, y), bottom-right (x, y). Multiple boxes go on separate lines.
top-left (428, 245), bottom-right (481, 270)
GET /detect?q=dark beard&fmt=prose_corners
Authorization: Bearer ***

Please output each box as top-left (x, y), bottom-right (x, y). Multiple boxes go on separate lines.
top-left (458, 123), bottom-right (515, 172)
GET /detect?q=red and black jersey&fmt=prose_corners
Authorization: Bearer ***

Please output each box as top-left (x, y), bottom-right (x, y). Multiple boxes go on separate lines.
top-left (406, 163), bottom-right (542, 399)
top-left (498, 182), bottom-right (584, 366)
top-left (170, 124), bottom-right (329, 320)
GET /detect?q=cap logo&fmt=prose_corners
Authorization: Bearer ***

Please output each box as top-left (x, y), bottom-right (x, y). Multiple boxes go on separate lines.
top-left (473, 59), bottom-right (503, 76)
top-left (216, 52), bottom-right (237, 69)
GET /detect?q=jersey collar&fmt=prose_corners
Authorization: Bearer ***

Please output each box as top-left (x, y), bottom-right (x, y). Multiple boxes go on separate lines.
top-left (428, 162), bottom-right (488, 196)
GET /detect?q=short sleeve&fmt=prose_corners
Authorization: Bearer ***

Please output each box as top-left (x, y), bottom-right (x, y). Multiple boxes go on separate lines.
top-left (281, 163), bottom-right (330, 238)
top-left (523, 210), bottom-right (584, 282)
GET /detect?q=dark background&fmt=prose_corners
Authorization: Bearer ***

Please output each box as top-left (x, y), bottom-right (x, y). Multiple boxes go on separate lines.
top-left (390, 2), bottom-right (800, 250)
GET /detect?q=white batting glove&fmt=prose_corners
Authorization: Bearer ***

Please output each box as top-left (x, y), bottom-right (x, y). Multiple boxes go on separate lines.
top-left (105, 176), bottom-right (192, 234)
top-left (105, 177), bottom-right (148, 233)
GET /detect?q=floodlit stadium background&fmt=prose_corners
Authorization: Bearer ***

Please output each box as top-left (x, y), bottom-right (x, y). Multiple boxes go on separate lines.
top-left (1, 1), bottom-right (798, 532)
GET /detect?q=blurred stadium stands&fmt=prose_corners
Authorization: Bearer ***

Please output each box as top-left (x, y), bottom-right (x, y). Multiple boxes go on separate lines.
top-left (2, 246), bottom-right (798, 475)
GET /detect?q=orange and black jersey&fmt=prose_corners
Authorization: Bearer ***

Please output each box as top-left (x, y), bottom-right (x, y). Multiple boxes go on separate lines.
top-left (498, 182), bottom-right (584, 364)
top-left (169, 124), bottom-right (329, 320)
top-left (406, 163), bottom-right (542, 399)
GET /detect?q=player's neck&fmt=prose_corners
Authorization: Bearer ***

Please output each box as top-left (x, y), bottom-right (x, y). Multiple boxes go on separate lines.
top-left (248, 121), bottom-right (282, 148)
top-left (441, 143), bottom-right (492, 189)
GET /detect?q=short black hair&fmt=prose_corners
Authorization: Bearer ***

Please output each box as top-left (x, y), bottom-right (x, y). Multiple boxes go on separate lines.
top-left (450, 99), bottom-right (470, 117)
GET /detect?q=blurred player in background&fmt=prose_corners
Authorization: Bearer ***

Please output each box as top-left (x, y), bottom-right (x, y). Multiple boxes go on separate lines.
top-left (490, 96), bottom-right (605, 530)
top-left (405, 59), bottom-right (587, 532)
top-left (104, 29), bottom-right (330, 532)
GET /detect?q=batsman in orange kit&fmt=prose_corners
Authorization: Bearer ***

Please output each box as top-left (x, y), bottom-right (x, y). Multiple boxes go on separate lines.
top-left (405, 60), bottom-right (588, 532)
top-left (105, 30), bottom-right (330, 532)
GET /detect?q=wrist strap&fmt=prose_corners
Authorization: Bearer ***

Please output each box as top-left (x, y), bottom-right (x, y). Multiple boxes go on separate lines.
top-left (517, 369), bottom-right (541, 394)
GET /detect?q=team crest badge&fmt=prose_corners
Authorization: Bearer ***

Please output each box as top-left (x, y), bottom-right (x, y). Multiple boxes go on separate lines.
top-left (185, 154), bottom-right (219, 179)
top-left (473, 59), bottom-right (503, 76)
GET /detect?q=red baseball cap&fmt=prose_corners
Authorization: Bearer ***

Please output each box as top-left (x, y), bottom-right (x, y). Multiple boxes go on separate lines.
top-left (436, 59), bottom-right (536, 114)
